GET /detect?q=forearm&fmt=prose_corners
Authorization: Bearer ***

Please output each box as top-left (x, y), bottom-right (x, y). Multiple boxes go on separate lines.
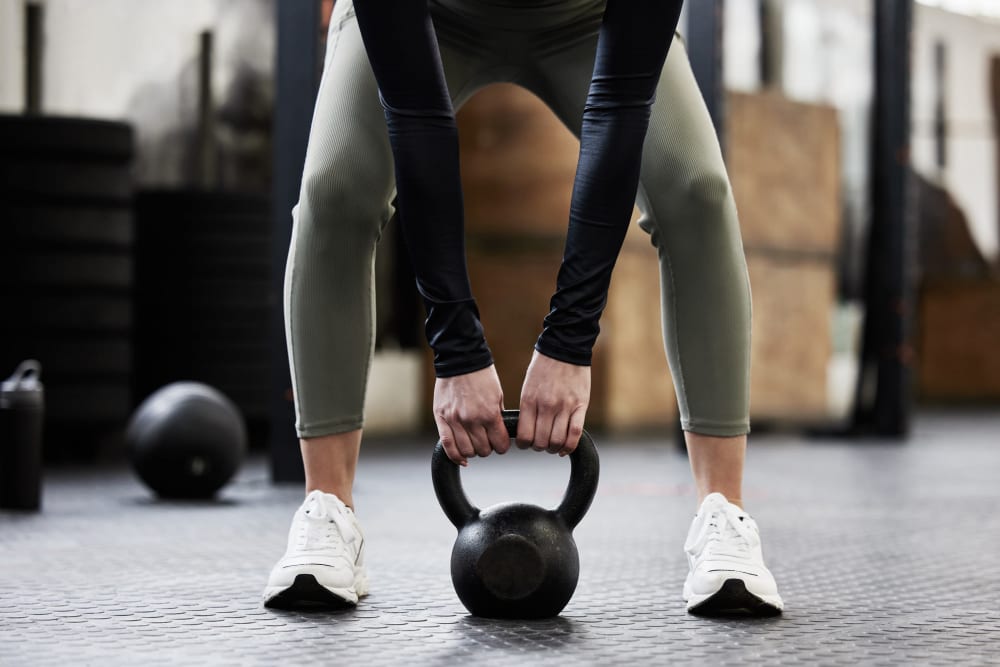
top-left (353, 0), bottom-right (492, 377)
top-left (536, 0), bottom-right (685, 365)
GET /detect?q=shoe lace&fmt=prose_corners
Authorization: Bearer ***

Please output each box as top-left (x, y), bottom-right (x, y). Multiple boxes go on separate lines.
top-left (703, 503), bottom-right (757, 559)
top-left (296, 490), bottom-right (356, 552)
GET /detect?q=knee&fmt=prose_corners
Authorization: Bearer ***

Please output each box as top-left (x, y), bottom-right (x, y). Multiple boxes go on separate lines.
top-left (296, 164), bottom-right (386, 248)
top-left (683, 170), bottom-right (733, 213)
top-left (640, 166), bottom-right (736, 247)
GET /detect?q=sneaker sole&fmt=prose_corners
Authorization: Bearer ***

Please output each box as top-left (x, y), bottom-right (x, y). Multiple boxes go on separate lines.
top-left (686, 578), bottom-right (783, 617)
top-left (263, 574), bottom-right (365, 611)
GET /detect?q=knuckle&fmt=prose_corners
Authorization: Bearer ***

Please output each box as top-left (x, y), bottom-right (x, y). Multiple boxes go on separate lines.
top-left (538, 398), bottom-right (559, 411)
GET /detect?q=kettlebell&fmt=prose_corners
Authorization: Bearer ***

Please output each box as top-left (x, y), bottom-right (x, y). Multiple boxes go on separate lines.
top-left (431, 409), bottom-right (600, 618)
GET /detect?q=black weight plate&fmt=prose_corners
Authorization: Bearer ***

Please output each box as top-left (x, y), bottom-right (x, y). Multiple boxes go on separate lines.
top-left (0, 115), bottom-right (134, 161)
top-left (0, 160), bottom-right (131, 202)
top-left (149, 261), bottom-right (270, 282)
top-left (2, 204), bottom-right (132, 248)
top-left (135, 190), bottom-right (269, 217)
top-left (135, 305), bottom-right (271, 321)
top-left (139, 281), bottom-right (270, 306)
top-left (43, 382), bottom-right (131, 422)
top-left (135, 239), bottom-right (271, 264)
top-left (137, 217), bottom-right (271, 239)
top-left (131, 314), bottom-right (269, 336)
top-left (0, 336), bottom-right (131, 375)
top-left (10, 251), bottom-right (132, 288)
top-left (0, 294), bottom-right (131, 332)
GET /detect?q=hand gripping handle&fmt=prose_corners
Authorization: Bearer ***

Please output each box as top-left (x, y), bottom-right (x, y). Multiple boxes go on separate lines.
top-left (431, 409), bottom-right (600, 530)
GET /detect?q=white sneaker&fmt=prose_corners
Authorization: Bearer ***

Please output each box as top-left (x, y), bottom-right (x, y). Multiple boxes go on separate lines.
top-left (683, 493), bottom-right (783, 615)
top-left (262, 490), bottom-right (369, 609)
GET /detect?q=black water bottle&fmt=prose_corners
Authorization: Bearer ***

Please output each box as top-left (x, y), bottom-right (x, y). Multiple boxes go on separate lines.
top-left (0, 360), bottom-right (45, 511)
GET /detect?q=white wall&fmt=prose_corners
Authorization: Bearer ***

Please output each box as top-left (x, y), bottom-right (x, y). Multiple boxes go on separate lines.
top-left (0, 0), bottom-right (274, 186)
top-left (724, 0), bottom-right (762, 92)
top-left (723, 0), bottom-right (1000, 266)
top-left (912, 5), bottom-right (1000, 261)
top-left (782, 0), bottom-right (874, 273)
top-left (0, 1), bottom-right (24, 112)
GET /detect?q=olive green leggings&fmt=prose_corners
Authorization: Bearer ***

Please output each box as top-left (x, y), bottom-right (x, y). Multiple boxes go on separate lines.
top-left (284, 0), bottom-right (752, 438)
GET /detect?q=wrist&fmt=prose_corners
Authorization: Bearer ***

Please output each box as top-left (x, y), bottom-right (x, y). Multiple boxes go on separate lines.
top-left (533, 339), bottom-right (592, 367)
top-left (434, 352), bottom-right (494, 378)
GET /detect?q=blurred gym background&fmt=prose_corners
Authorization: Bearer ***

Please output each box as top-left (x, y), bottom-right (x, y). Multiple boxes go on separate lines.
top-left (1, 0), bottom-right (998, 478)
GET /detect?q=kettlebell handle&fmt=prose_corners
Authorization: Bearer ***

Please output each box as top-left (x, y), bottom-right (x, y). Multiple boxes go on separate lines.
top-left (431, 409), bottom-right (600, 530)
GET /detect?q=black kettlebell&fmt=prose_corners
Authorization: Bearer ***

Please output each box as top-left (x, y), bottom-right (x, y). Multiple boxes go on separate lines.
top-left (432, 409), bottom-right (600, 618)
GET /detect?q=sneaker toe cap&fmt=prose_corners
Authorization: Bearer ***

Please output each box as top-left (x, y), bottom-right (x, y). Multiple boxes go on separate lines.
top-left (268, 556), bottom-right (357, 590)
top-left (690, 563), bottom-right (779, 599)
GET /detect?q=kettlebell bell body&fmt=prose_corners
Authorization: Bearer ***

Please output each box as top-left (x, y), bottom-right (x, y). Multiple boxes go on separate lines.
top-left (432, 410), bottom-right (600, 618)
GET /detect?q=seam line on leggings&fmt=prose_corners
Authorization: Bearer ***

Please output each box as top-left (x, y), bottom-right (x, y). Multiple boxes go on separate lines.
top-left (637, 181), bottom-right (689, 419)
top-left (288, 9), bottom-right (349, 431)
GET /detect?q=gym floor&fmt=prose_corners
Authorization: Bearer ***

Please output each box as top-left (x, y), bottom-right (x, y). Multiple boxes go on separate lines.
top-left (2, 411), bottom-right (999, 666)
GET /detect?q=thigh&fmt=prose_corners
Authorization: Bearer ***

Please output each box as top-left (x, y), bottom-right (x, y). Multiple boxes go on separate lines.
top-left (526, 33), bottom-right (726, 210)
top-left (638, 38), bottom-right (730, 211)
top-left (299, 0), bottom-right (394, 224)
top-left (302, 0), bottom-right (487, 221)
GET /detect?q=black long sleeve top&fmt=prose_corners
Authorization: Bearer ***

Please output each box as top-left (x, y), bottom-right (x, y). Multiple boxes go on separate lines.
top-left (353, 0), bottom-right (684, 377)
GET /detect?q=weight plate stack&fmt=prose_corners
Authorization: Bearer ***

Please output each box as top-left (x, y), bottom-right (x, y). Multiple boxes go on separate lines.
top-left (133, 190), bottom-right (272, 447)
top-left (0, 115), bottom-right (135, 458)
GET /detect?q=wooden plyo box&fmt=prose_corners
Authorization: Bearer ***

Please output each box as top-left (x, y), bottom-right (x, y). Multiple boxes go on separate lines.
top-left (728, 91), bottom-right (841, 255)
top-left (918, 279), bottom-right (1000, 401)
top-left (746, 255), bottom-right (835, 421)
top-left (729, 90), bottom-right (841, 423)
top-left (423, 84), bottom-right (842, 430)
top-left (461, 227), bottom-right (678, 432)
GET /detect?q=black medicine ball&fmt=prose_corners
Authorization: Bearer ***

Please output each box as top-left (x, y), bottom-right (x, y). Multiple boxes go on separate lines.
top-left (127, 382), bottom-right (247, 499)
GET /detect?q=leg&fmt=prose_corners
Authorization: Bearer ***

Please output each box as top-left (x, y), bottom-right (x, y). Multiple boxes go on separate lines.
top-left (635, 41), bottom-right (752, 508)
top-left (266, 1), bottom-right (488, 609)
top-left (531, 33), bottom-right (780, 615)
top-left (286, 1), bottom-right (484, 506)
top-left (284, 1), bottom-right (393, 504)
top-left (685, 434), bottom-right (745, 508)
top-left (301, 432), bottom-right (362, 507)
top-left (529, 37), bottom-right (751, 508)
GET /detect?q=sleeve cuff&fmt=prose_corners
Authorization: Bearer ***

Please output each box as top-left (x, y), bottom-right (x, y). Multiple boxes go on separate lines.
top-left (533, 339), bottom-right (592, 367)
top-left (433, 351), bottom-right (495, 378)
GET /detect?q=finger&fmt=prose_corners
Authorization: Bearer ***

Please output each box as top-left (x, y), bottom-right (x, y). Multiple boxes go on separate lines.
top-left (548, 410), bottom-right (569, 454)
top-left (532, 407), bottom-right (554, 452)
top-left (435, 416), bottom-right (466, 466)
top-left (560, 407), bottom-right (587, 457)
top-left (487, 412), bottom-right (511, 454)
top-left (516, 401), bottom-right (536, 449)
top-left (452, 423), bottom-right (477, 462)
top-left (469, 424), bottom-right (492, 458)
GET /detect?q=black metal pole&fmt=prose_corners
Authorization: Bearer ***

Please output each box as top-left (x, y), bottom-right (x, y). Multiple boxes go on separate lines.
top-left (197, 30), bottom-right (217, 190)
top-left (758, 0), bottom-right (782, 90)
top-left (271, 0), bottom-right (322, 482)
top-left (991, 57), bottom-right (1000, 248)
top-left (687, 0), bottom-right (726, 152)
top-left (933, 41), bottom-right (947, 174)
top-left (25, 3), bottom-right (43, 114)
top-left (852, 0), bottom-right (915, 437)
